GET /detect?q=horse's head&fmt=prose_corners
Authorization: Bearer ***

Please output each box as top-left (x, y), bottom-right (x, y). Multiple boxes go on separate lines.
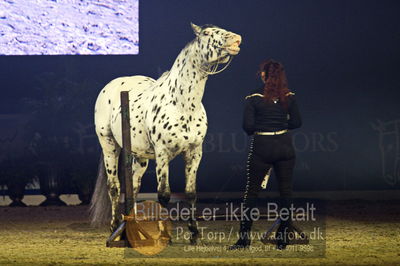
top-left (191, 23), bottom-right (241, 65)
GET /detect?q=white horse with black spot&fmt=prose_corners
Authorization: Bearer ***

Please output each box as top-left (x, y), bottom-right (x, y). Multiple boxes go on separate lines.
top-left (90, 23), bottom-right (241, 244)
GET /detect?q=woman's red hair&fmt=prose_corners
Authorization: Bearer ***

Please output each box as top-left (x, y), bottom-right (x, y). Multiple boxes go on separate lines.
top-left (259, 59), bottom-right (290, 109)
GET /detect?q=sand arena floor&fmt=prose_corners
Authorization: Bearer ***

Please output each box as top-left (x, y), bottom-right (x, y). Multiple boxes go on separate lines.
top-left (0, 200), bottom-right (399, 265)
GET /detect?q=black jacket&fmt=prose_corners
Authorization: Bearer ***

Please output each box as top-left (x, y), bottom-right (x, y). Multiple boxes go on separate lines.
top-left (242, 89), bottom-right (302, 135)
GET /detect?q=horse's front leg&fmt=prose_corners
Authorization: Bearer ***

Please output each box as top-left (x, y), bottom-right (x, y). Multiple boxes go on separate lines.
top-left (132, 157), bottom-right (148, 214)
top-left (155, 151), bottom-right (172, 241)
top-left (183, 145), bottom-right (203, 245)
top-left (155, 151), bottom-right (171, 209)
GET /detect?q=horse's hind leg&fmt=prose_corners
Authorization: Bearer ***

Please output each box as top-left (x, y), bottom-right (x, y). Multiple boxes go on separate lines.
top-left (183, 146), bottom-right (203, 245)
top-left (98, 134), bottom-right (121, 232)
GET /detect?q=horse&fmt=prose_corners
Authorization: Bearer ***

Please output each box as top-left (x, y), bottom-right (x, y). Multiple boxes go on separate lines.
top-left (90, 23), bottom-right (241, 244)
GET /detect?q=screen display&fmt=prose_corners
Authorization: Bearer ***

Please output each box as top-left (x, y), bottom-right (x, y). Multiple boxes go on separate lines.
top-left (0, 0), bottom-right (139, 55)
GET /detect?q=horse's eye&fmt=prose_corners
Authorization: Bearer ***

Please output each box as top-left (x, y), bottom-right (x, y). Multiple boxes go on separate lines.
top-left (203, 31), bottom-right (210, 36)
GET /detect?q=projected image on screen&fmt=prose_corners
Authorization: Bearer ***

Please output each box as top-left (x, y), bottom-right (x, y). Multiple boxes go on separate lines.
top-left (0, 0), bottom-right (139, 55)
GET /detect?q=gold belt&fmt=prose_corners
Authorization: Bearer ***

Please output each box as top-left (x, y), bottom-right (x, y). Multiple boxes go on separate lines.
top-left (255, 130), bottom-right (288, 136)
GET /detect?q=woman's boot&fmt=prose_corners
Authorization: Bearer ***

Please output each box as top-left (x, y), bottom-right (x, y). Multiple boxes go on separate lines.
top-left (276, 216), bottom-right (295, 250)
top-left (228, 220), bottom-right (252, 250)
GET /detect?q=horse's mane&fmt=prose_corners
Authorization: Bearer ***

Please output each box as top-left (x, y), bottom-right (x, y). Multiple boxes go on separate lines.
top-left (200, 24), bottom-right (221, 30)
top-left (182, 39), bottom-right (196, 53)
top-left (159, 71), bottom-right (170, 79)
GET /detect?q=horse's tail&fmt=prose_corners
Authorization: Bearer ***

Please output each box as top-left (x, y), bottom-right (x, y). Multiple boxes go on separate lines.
top-left (89, 153), bottom-right (111, 226)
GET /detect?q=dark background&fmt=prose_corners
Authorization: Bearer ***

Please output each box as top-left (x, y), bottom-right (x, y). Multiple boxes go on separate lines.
top-left (1, 0), bottom-right (399, 193)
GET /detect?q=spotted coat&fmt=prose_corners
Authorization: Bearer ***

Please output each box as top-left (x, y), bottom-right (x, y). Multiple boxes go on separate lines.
top-left (93, 23), bottom-right (242, 242)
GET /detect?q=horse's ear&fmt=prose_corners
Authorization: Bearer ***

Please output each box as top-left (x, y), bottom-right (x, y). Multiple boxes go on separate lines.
top-left (191, 22), bottom-right (201, 36)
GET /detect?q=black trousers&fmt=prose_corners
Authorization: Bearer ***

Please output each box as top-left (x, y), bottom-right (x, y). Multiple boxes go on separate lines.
top-left (241, 132), bottom-right (296, 228)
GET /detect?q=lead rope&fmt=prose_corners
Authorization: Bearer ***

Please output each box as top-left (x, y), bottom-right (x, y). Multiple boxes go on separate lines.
top-left (197, 56), bottom-right (233, 76)
top-left (243, 136), bottom-right (255, 206)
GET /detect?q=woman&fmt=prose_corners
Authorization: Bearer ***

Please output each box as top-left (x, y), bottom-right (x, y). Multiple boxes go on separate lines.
top-left (229, 59), bottom-right (302, 250)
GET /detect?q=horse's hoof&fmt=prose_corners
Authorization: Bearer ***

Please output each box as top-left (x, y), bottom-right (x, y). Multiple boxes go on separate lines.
top-left (110, 219), bottom-right (122, 233)
top-left (189, 237), bottom-right (198, 245)
top-left (110, 224), bottom-right (118, 233)
top-left (189, 232), bottom-right (199, 245)
top-left (160, 229), bottom-right (171, 238)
